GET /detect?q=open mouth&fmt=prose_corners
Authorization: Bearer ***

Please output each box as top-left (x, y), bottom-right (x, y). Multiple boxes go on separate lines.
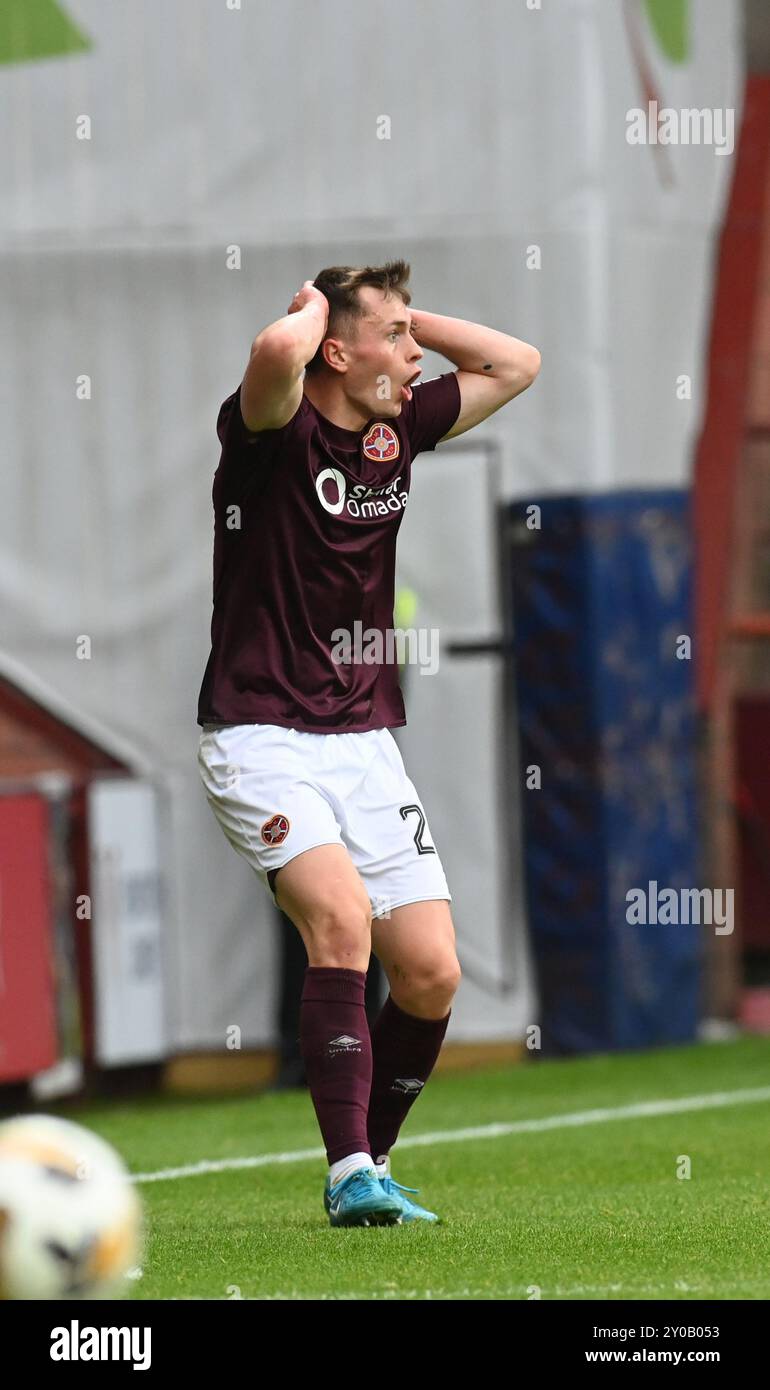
top-left (400, 370), bottom-right (421, 402)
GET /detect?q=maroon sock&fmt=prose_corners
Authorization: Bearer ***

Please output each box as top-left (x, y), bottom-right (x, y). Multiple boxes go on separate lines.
top-left (300, 966), bottom-right (373, 1166)
top-left (367, 993), bottom-right (451, 1163)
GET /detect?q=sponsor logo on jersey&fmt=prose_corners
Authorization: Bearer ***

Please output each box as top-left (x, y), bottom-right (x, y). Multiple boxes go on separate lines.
top-left (362, 422), bottom-right (400, 462)
top-left (391, 1077), bottom-right (425, 1094)
top-left (328, 1034), bottom-right (363, 1055)
top-left (315, 466), bottom-right (408, 520)
top-left (260, 813), bottom-right (290, 846)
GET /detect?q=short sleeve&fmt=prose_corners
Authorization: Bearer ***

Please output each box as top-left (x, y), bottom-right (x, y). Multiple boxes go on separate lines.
top-left (400, 372), bottom-right (461, 457)
top-left (217, 384), bottom-right (281, 451)
top-left (215, 384), bottom-right (305, 476)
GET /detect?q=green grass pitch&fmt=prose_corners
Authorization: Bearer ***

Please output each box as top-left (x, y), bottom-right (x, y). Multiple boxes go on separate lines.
top-left (53, 1036), bottom-right (770, 1301)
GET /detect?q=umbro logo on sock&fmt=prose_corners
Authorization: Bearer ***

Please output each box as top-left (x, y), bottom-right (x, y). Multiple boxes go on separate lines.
top-left (391, 1077), bottom-right (425, 1093)
top-left (328, 1034), bottom-right (363, 1054)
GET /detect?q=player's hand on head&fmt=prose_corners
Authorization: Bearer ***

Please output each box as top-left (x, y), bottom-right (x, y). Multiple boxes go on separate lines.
top-left (288, 280), bottom-right (329, 321)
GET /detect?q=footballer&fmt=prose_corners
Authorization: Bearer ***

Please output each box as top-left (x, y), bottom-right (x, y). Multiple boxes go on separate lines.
top-left (197, 261), bottom-right (540, 1226)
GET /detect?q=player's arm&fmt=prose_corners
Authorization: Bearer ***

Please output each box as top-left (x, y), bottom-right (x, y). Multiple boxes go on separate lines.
top-left (408, 308), bottom-right (541, 442)
top-left (240, 281), bottom-right (329, 432)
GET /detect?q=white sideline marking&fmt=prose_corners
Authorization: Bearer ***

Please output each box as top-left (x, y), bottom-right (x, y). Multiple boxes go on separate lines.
top-left (170, 1276), bottom-right (767, 1300)
top-left (246, 1278), bottom-right (766, 1300)
top-left (130, 1085), bottom-right (770, 1184)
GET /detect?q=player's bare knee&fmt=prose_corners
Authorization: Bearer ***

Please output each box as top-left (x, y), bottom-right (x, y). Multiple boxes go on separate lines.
top-left (306, 897), bottom-right (372, 966)
top-left (430, 965), bottom-right (462, 1002)
top-left (397, 961), bottom-right (461, 1010)
top-left (425, 954), bottom-right (461, 993)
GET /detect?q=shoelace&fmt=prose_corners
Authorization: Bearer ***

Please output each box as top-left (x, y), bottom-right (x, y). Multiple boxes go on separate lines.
top-left (334, 1170), bottom-right (419, 1198)
top-left (383, 1176), bottom-right (419, 1195)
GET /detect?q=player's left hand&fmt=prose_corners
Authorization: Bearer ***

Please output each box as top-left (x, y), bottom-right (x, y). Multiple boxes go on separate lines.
top-left (288, 281), bottom-right (328, 320)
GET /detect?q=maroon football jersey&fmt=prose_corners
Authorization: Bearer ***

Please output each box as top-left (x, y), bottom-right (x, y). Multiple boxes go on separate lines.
top-left (197, 372), bottom-right (461, 732)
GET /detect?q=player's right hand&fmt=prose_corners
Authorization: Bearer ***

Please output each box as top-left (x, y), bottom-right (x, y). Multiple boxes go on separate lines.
top-left (288, 280), bottom-right (329, 322)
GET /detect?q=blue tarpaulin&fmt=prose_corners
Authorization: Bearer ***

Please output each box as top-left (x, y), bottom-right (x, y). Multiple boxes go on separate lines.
top-left (505, 491), bottom-right (702, 1055)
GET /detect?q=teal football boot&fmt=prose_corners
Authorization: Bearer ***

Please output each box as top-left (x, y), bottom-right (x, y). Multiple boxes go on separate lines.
top-left (324, 1157), bottom-right (440, 1224)
top-left (326, 1167), bottom-right (403, 1227)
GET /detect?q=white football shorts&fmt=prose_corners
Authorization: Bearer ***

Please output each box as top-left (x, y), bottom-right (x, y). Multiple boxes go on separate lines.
top-left (196, 722), bottom-right (451, 918)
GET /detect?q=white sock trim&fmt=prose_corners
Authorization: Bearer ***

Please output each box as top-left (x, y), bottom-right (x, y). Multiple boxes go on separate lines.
top-left (329, 1152), bottom-right (374, 1188)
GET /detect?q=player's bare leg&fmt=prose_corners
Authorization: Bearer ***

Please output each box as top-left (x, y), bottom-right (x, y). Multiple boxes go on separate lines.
top-left (371, 899), bottom-right (460, 1019)
top-left (273, 843), bottom-right (402, 1225)
top-left (274, 843), bottom-right (372, 970)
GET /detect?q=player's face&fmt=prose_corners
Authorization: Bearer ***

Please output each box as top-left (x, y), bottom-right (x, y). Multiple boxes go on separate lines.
top-left (342, 286), bottom-right (423, 418)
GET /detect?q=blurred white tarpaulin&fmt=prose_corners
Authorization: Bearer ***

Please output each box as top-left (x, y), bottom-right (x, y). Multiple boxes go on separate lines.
top-left (0, 0), bottom-right (742, 1045)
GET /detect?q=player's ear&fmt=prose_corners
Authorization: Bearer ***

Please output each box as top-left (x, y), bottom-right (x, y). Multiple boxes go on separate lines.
top-left (323, 337), bottom-right (348, 374)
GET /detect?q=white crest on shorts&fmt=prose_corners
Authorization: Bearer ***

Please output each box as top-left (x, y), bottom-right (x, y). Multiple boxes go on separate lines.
top-left (260, 813), bottom-right (290, 846)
